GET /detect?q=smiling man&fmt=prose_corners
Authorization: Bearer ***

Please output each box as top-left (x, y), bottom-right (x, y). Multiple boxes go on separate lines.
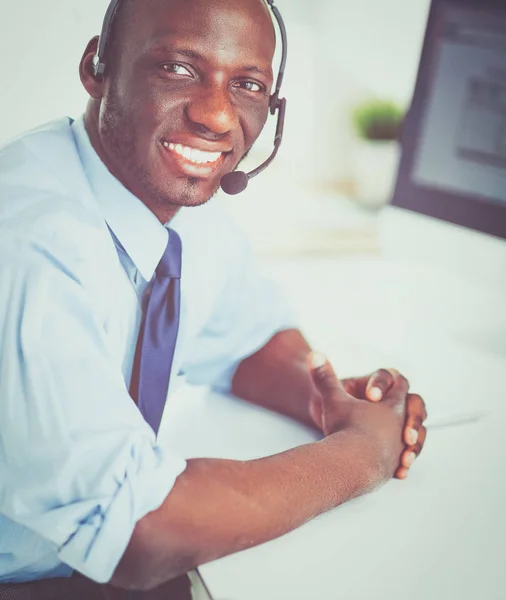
top-left (85, 0), bottom-right (274, 218)
top-left (0, 0), bottom-right (426, 598)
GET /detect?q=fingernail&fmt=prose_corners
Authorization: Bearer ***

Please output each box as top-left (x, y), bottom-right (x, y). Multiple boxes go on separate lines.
top-left (369, 387), bottom-right (382, 401)
top-left (310, 352), bottom-right (327, 370)
top-left (405, 452), bottom-right (416, 467)
top-left (407, 429), bottom-right (418, 445)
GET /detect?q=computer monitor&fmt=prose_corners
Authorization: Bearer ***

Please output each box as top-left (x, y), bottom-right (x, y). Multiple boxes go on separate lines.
top-left (392, 0), bottom-right (506, 239)
top-left (380, 0), bottom-right (506, 356)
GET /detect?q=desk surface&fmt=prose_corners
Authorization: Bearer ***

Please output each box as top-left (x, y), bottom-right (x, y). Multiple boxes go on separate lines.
top-left (159, 257), bottom-right (506, 600)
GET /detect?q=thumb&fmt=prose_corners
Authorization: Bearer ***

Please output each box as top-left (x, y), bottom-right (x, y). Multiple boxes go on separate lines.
top-left (308, 352), bottom-right (347, 402)
top-left (308, 352), bottom-right (350, 436)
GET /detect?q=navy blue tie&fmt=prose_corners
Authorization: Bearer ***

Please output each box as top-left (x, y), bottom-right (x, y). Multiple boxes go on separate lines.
top-left (130, 229), bottom-right (182, 434)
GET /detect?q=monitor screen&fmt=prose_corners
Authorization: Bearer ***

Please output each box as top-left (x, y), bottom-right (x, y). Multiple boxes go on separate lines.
top-left (392, 0), bottom-right (506, 239)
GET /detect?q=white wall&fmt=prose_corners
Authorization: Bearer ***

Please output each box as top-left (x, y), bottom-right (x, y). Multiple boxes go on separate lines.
top-left (0, 0), bottom-right (430, 183)
top-left (0, 0), bottom-right (107, 141)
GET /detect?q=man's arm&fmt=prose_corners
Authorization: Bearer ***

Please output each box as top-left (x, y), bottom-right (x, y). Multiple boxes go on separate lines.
top-left (111, 363), bottom-right (409, 591)
top-left (113, 435), bottom-right (378, 590)
top-left (231, 328), bottom-right (319, 428)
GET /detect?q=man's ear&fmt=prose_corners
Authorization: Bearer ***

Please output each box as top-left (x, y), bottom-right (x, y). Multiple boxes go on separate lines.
top-left (79, 36), bottom-right (104, 100)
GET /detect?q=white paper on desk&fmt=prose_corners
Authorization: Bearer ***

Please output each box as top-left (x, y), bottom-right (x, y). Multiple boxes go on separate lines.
top-left (424, 409), bottom-right (486, 429)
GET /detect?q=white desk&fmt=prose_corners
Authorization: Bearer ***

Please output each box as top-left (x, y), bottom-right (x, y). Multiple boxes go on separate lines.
top-left (159, 256), bottom-right (506, 600)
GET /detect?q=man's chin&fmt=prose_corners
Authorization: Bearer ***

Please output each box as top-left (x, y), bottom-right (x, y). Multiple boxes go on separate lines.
top-left (155, 177), bottom-right (222, 208)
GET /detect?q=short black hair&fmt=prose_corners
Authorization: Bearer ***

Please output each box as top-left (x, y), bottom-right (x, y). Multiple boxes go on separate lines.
top-left (104, 0), bottom-right (274, 73)
top-left (104, 0), bottom-right (136, 70)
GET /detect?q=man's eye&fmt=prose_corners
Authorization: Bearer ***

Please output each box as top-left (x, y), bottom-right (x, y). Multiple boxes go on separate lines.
top-left (234, 81), bottom-right (265, 93)
top-left (162, 63), bottom-right (193, 77)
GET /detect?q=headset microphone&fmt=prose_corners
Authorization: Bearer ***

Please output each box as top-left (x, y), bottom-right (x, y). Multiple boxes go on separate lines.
top-left (93, 0), bottom-right (288, 196)
top-left (220, 96), bottom-right (286, 195)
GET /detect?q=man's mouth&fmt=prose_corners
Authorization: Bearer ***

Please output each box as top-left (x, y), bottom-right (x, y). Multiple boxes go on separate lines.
top-left (162, 141), bottom-right (224, 165)
top-left (159, 139), bottom-right (233, 180)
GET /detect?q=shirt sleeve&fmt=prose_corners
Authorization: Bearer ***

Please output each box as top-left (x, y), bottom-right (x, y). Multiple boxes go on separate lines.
top-left (0, 240), bottom-right (187, 583)
top-left (182, 208), bottom-right (298, 391)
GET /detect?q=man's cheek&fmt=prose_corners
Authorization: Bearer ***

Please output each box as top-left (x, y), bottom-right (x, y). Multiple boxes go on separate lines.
top-left (243, 120), bottom-right (269, 152)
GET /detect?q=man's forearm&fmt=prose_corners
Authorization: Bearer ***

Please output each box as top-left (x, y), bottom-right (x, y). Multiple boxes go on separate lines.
top-left (111, 427), bottom-right (381, 591)
top-left (231, 329), bottom-right (321, 429)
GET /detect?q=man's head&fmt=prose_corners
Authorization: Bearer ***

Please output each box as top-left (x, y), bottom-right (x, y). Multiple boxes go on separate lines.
top-left (80, 0), bottom-right (276, 222)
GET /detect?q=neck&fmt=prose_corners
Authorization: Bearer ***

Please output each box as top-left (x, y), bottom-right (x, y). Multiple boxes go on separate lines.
top-left (139, 199), bottom-right (181, 226)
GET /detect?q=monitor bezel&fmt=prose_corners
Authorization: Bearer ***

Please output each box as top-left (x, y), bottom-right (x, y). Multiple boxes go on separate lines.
top-left (392, 0), bottom-right (506, 240)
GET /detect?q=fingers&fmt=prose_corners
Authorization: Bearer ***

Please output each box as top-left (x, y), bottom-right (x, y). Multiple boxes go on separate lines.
top-left (396, 423), bottom-right (427, 479)
top-left (342, 368), bottom-right (405, 402)
top-left (308, 352), bottom-right (351, 435)
top-left (308, 352), bottom-right (344, 398)
top-left (395, 393), bottom-right (427, 480)
top-left (382, 370), bottom-right (410, 410)
top-left (365, 368), bottom-right (396, 402)
top-left (403, 394), bottom-right (427, 446)
top-left (395, 466), bottom-right (409, 480)
top-left (407, 424), bottom-right (427, 459)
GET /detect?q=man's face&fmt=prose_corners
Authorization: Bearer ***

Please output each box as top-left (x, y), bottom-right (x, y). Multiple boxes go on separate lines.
top-left (90, 0), bottom-right (275, 214)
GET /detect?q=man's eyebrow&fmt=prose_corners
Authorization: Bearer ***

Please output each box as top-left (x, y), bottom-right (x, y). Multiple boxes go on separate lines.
top-left (148, 43), bottom-right (272, 79)
top-left (242, 65), bottom-right (272, 79)
top-left (149, 44), bottom-right (203, 62)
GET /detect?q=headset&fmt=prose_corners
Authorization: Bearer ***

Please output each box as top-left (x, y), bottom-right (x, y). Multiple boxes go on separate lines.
top-left (91, 0), bottom-right (288, 195)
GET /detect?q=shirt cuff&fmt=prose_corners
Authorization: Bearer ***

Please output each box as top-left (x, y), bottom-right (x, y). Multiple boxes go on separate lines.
top-left (58, 445), bottom-right (186, 583)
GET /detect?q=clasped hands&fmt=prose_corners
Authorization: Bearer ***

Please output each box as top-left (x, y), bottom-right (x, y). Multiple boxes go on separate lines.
top-left (308, 352), bottom-right (427, 480)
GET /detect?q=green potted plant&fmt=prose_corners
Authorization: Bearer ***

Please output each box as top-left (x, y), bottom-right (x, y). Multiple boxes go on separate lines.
top-left (350, 99), bottom-right (405, 207)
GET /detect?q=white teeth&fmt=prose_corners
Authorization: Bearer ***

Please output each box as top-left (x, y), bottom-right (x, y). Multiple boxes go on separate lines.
top-left (163, 141), bottom-right (223, 164)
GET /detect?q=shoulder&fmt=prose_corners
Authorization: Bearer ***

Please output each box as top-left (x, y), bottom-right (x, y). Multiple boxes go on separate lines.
top-left (0, 119), bottom-right (115, 288)
top-left (0, 118), bottom-right (97, 215)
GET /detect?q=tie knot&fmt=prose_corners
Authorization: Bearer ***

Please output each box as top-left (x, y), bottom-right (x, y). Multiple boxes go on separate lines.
top-left (156, 229), bottom-right (182, 279)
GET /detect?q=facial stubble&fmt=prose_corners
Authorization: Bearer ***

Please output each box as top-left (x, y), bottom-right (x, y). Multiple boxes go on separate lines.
top-left (99, 80), bottom-right (223, 211)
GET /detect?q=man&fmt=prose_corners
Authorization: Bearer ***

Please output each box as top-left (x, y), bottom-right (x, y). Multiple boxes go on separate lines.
top-left (0, 0), bottom-right (427, 597)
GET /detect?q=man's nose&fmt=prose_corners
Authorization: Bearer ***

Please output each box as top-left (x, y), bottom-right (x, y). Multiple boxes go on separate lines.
top-left (186, 86), bottom-right (239, 136)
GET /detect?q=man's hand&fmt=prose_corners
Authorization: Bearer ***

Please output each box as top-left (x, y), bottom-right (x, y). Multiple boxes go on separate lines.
top-left (309, 354), bottom-right (427, 479)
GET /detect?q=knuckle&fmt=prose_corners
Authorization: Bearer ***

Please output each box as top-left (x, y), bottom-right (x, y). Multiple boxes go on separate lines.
top-left (313, 370), bottom-right (338, 392)
top-left (415, 426), bottom-right (427, 454)
top-left (408, 394), bottom-right (425, 419)
top-left (388, 368), bottom-right (409, 389)
top-left (375, 368), bottom-right (392, 382)
top-left (343, 380), bottom-right (355, 394)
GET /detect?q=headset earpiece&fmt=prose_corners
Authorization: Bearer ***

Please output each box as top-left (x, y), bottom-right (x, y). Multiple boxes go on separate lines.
top-left (92, 0), bottom-right (122, 79)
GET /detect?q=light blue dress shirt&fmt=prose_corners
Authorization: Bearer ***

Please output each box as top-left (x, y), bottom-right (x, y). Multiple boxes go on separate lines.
top-left (0, 117), bottom-right (295, 584)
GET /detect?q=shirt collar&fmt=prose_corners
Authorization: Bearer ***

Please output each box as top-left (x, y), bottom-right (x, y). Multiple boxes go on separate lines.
top-left (71, 115), bottom-right (168, 282)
